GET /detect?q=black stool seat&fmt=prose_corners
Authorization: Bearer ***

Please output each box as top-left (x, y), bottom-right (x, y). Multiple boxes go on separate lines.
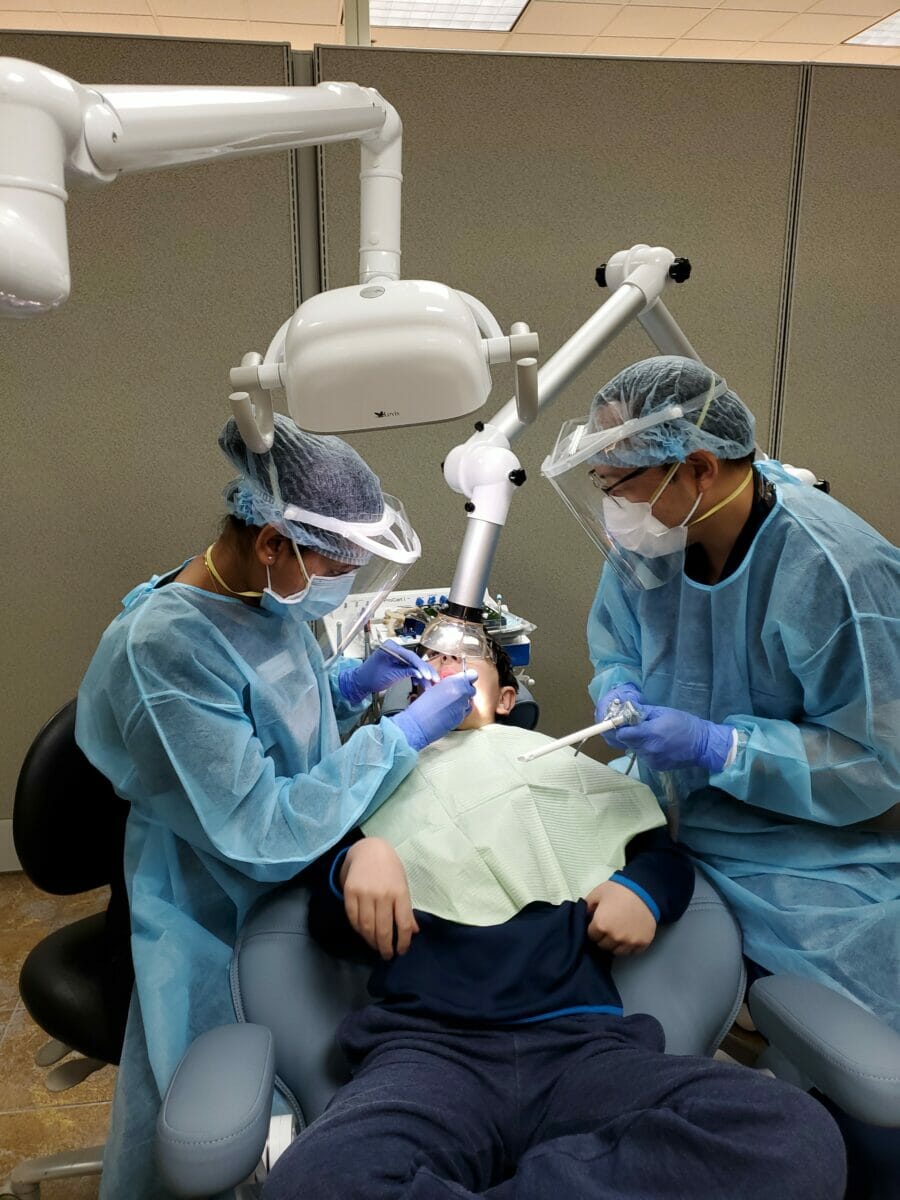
top-left (19, 911), bottom-right (133, 1065)
top-left (14, 700), bottom-right (134, 1071)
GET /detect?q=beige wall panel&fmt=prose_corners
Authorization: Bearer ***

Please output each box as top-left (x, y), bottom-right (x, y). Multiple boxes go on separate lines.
top-left (317, 46), bottom-right (801, 740)
top-left (780, 65), bottom-right (900, 543)
top-left (0, 33), bottom-right (297, 819)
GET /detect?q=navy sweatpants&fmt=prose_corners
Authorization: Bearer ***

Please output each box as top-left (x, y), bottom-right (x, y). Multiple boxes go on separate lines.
top-left (263, 1008), bottom-right (846, 1200)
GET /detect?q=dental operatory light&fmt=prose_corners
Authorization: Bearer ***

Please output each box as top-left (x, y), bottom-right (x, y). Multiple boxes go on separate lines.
top-left (0, 57), bottom-right (537, 439)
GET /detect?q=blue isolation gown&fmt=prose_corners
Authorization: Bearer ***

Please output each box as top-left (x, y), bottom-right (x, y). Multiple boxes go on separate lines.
top-left (588, 461), bottom-right (900, 1031)
top-left (76, 569), bottom-right (418, 1198)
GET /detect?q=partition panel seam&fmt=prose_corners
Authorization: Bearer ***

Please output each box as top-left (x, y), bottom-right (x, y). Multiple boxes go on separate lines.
top-left (771, 62), bottom-right (812, 461)
top-left (313, 48), bottom-right (331, 293)
top-left (286, 46), bottom-right (303, 311)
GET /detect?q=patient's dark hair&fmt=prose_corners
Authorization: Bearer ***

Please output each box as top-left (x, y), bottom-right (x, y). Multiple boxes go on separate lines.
top-left (487, 638), bottom-right (519, 693)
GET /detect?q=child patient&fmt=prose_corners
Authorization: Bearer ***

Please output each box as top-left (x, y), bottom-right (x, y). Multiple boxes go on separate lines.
top-left (263, 641), bottom-right (845, 1200)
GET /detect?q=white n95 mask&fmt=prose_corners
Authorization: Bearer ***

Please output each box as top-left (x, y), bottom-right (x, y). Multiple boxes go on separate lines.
top-left (601, 493), bottom-right (700, 558)
top-left (601, 461), bottom-right (702, 560)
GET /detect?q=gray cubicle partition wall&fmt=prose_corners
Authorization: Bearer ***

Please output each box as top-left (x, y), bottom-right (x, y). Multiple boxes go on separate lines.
top-left (0, 32), bottom-right (299, 836)
top-left (314, 46), bottom-right (804, 739)
top-left (779, 65), bottom-right (900, 544)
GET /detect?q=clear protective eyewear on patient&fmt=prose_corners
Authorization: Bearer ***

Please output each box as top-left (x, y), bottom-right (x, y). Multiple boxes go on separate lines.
top-left (419, 615), bottom-right (493, 661)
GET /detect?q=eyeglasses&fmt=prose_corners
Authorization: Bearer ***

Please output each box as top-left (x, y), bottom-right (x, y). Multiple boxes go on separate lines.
top-left (589, 465), bottom-right (650, 496)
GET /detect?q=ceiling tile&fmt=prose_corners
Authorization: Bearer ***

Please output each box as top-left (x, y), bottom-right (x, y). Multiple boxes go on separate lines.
top-left (807, 0), bottom-right (895, 14)
top-left (155, 0), bottom-right (247, 17)
top-left (54, 0), bottom-right (150, 10)
top-left (600, 4), bottom-right (709, 36)
top-left (423, 27), bottom-right (510, 45)
top-left (585, 32), bottom-right (673, 50)
top-left (0, 9), bottom-right (67, 26)
top-left (502, 29), bottom-right (596, 47)
top-left (627, 0), bottom-right (717, 7)
top-left (661, 35), bottom-right (750, 51)
top-left (759, 10), bottom-right (869, 36)
top-left (368, 23), bottom-right (425, 41)
top-left (815, 40), bottom-right (900, 57)
top-left (249, 18), bottom-right (337, 41)
top-left (718, 0), bottom-right (810, 12)
top-left (684, 8), bottom-right (796, 39)
top-left (740, 37), bottom-right (827, 52)
top-left (515, 1), bottom-right (621, 36)
top-left (155, 14), bottom-right (249, 34)
top-left (61, 9), bottom-right (159, 29)
top-left (248, 0), bottom-right (337, 22)
top-left (371, 25), bottom-right (509, 45)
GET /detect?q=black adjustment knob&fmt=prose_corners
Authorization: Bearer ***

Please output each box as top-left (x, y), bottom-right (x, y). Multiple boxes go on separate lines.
top-left (595, 264), bottom-right (608, 288)
top-left (464, 501), bottom-right (475, 513)
top-left (668, 257), bottom-right (692, 283)
top-left (508, 468), bottom-right (527, 487)
top-left (814, 478), bottom-right (831, 494)
top-left (474, 420), bottom-right (485, 432)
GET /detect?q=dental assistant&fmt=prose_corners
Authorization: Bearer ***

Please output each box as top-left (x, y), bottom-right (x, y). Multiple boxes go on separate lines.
top-left (76, 413), bottom-right (475, 1199)
top-left (543, 355), bottom-right (900, 1032)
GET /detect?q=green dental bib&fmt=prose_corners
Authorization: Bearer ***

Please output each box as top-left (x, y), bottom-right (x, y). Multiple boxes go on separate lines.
top-left (363, 724), bottom-right (665, 925)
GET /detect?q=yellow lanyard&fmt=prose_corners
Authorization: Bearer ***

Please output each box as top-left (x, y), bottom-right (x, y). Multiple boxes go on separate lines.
top-left (689, 467), bottom-right (754, 528)
top-left (203, 545), bottom-right (263, 598)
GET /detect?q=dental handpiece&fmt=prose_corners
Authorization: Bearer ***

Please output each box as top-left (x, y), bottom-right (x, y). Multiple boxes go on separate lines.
top-left (516, 701), bottom-right (643, 763)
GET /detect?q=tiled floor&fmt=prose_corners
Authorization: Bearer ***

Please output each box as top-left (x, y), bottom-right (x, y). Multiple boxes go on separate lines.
top-left (0, 873), bottom-right (114, 1199)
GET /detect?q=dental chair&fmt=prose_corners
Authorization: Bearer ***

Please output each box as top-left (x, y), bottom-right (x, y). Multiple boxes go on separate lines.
top-left (158, 871), bottom-right (900, 1200)
top-left (157, 865), bottom-right (750, 1198)
top-left (156, 691), bottom-right (900, 1200)
top-left (6, 702), bottom-right (900, 1200)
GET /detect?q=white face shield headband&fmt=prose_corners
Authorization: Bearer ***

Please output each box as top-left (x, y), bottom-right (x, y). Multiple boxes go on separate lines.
top-left (279, 495), bottom-right (422, 660)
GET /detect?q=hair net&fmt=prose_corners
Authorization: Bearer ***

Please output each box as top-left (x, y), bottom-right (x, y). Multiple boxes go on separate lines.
top-left (219, 413), bottom-right (384, 565)
top-left (588, 356), bottom-right (756, 469)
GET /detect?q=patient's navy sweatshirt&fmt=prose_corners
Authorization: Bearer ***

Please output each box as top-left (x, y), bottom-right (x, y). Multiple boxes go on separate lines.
top-left (307, 826), bottom-right (694, 1026)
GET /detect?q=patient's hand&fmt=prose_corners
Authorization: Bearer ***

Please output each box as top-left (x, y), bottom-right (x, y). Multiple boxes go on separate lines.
top-left (340, 838), bottom-right (420, 960)
top-left (585, 880), bottom-right (658, 955)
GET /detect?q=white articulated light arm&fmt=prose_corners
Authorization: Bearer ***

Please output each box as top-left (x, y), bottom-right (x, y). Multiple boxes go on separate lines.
top-left (442, 244), bottom-right (699, 616)
top-left (0, 57), bottom-right (400, 315)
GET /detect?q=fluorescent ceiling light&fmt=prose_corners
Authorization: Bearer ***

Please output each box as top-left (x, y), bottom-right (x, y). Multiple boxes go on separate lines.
top-left (369, 0), bottom-right (529, 31)
top-left (846, 9), bottom-right (900, 44)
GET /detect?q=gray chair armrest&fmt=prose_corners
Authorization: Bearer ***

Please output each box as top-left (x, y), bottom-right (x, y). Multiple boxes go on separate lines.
top-left (156, 1022), bottom-right (275, 1198)
top-left (749, 975), bottom-right (900, 1127)
top-left (614, 871), bottom-right (745, 1058)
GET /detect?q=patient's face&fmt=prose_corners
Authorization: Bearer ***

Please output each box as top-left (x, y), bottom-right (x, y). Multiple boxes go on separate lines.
top-left (420, 651), bottom-right (517, 730)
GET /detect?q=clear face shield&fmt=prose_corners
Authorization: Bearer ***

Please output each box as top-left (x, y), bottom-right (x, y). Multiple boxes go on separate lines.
top-left (540, 380), bottom-right (726, 590)
top-left (281, 494), bottom-right (421, 659)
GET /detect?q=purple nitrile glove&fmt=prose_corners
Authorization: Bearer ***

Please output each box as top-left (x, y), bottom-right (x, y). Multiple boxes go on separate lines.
top-left (338, 640), bottom-right (439, 707)
top-left (615, 704), bottom-right (734, 773)
top-left (388, 670), bottom-right (477, 752)
top-left (594, 682), bottom-right (644, 750)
